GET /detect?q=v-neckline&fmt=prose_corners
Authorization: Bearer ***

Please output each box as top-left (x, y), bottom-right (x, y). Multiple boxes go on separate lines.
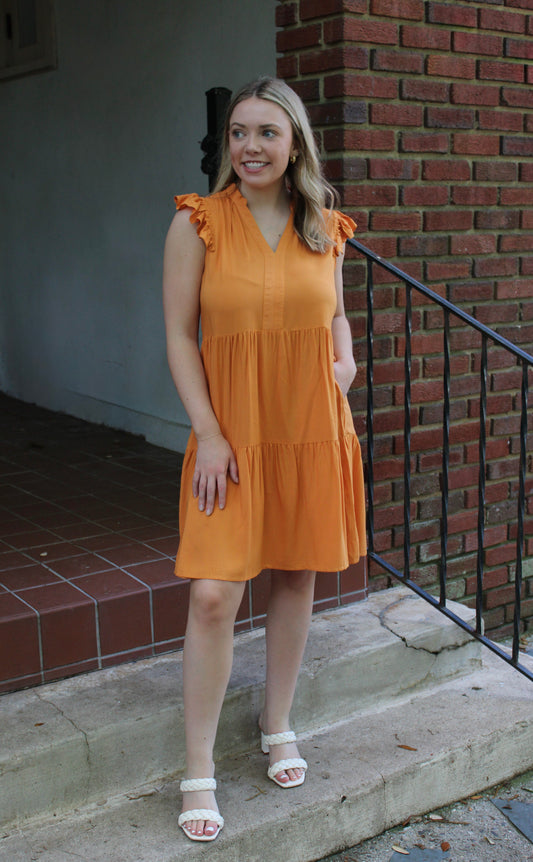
top-left (230, 184), bottom-right (293, 256)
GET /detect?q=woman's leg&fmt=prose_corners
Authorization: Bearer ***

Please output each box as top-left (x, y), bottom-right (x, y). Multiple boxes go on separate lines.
top-left (181, 577), bottom-right (245, 837)
top-left (261, 568), bottom-right (316, 784)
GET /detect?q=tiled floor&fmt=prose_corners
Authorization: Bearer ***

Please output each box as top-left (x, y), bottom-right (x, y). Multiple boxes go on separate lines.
top-left (0, 394), bottom-right (366, 694)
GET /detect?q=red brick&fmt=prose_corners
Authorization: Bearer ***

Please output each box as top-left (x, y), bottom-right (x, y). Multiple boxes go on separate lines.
top-left (501, 87), bottom-right (533, 108)
top-left (452, 133), bottom-right (500, 156)
top-left (371, 212), bottom-right (422, 232)
top-left (423, 159), bottom-right (470, 181)
top-left (522, 258), bottom-right (533, 275)
top-left (400, 25), bottom-right (450, 51)
top-left (400, 131), bottom-right (448, 153)
top-left (324, 157), bottom-right (367, 181)
top-left (427, 55), bottom-right (476, 79)
top-left (299, 46), bottom-right (369, 74)
top-left (399, 236), bottom-right (448, 257)
top-left (479, 8), bottom-right (526, 35)
top-left (452, 186), bottom-right (498, 206)
top-left (300, 0), bottom-right (367, 19)
top-left (506, 0), bottom-right (533, 10)
top-left (277, 55), bottom-right (298, 78)
top-left (449, 281), bottom-right (494, 303)
top-left (501, 187), bottom-right (533, 204)
top-left (276, 2), bottom-right (298, 26)
top-left (428, 1), bottom-right (477, 27)
top-left (478, 59), bottom-right (525, 83)
top-left (478, 110), bottom-right (524, 132)
top-left (289, 78), bottom-right (321, 101)
top-left (343, 185), bottom-right (397, 207)
top-left (277, 23), bottom-right (322, 52)
top-left (476, 210), bottom-right (520, 230)
top-left (451, 235), bottom-right (497, 256)
top-left (474, 161), bottom-right (518, 182)
top-left (526, 115), bottom-right (533, 133)
top-left (308, 100), bottom-right (367, 125)
top-left (451, 83), bottom-right (500, 107)
top-left (371, 0), bottom-right (424, 19)
top-left (368, 158), bottom-right (419, 179)
top-left (401, 186), bottom-right (449, 206)
top-left (497, 278), bottom-right (533, 299)
top-left (372, 48), bottom-right (424, 74)
top-left (426, 107), bottom-right (475, 129)
top-left (325, 18), bottom-right (398, 45)
top-left (324, 73), bottom-right (397, 99)
top-left (500, 235), bottom-right (533, 252)
top-left (325, 128), bottom-right (396, 152)
top-left (426, 260), bottom-right (472, 281)
top-left (474, 257), bottom-right (518, 278)
top-left (401, 79), bottom-right (449, 102)
top-left (424, 211), bottom-right (473, 232)
top-left (505, 37), bottom-right (533, 60)
top-left (453, 31), bottom-right (504, 57)
top-left (371, 103), bottom-right (423, 126)
top-left (522, 209), bottom-right (533, 227)
top-left (502, 136), bottom-right (533, 156)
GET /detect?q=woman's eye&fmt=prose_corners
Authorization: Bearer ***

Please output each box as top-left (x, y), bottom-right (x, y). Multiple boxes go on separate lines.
top-left (263, 129), bottom-right (276, 138)
top-left (231, 129), bottom-right (244, 139)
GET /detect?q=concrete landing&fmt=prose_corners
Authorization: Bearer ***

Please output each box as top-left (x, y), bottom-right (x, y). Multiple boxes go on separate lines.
top-left (1, 651), bottom-right (532, 862)
top-left (1, 587), bottom-right (532, 862)
top-left (1, 587), bottom-right (480, 828)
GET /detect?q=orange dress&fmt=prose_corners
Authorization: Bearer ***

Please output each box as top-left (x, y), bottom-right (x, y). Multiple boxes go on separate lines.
top-left (174, 183), bottom-right (366, 581)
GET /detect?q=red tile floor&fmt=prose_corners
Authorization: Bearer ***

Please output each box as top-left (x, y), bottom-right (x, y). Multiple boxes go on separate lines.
top-left (0, 394), bottom-right (367, 694)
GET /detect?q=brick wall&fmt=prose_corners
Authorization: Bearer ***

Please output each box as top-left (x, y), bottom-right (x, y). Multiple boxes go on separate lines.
top-left (276, 0), bottom-right (533, 638)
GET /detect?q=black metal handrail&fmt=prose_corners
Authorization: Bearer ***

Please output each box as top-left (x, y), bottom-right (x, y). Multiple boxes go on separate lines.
top-left (348, 236), bottom-right (533, 683)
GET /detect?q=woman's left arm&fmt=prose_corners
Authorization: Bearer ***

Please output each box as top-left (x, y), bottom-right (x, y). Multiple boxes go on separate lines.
top-left (332, 245), bottom-right (357, 396)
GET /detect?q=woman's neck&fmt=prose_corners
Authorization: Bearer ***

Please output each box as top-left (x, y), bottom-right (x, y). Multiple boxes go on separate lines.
top-left (238, 180), bottom-right (291, 216)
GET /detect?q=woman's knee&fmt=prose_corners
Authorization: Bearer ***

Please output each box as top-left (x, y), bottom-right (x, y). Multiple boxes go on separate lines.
top-left (189, 579), bottom-right (245, 627)
top-left (271, 568), bottom-right (316, 595)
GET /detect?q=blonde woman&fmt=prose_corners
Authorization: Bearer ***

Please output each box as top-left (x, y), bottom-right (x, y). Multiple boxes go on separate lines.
top-left (163, 77), bottom-right (366, 842)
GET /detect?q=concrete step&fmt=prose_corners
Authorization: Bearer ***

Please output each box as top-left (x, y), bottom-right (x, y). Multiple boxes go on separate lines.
top-left (2, 649), bottom-right (533, 862)
top-left (1, 587), bottom-right (481, 830)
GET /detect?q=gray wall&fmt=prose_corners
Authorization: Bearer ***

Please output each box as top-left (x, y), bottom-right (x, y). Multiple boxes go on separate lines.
top-left (0, 0), bottom-right (276, 451)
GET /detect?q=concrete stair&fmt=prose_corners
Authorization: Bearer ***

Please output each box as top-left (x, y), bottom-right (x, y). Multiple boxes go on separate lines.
top-left (2, 586), bottom-right (533, 861)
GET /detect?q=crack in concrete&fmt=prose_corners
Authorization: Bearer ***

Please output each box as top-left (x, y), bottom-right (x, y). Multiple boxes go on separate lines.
top-left (35, 693), bottom-right (92, 785)
top-left (374, 597), bottom-right (470, 658)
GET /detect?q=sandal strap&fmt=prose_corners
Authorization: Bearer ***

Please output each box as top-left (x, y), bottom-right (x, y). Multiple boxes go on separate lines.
top-left (268, 757), bottom-right (307, 780)
top-left (262, 730), bottom-right (296, 746)
top-left (178, 809), bottom-right (224, 828)
top-left (180, 778), bottom-right (216, 792)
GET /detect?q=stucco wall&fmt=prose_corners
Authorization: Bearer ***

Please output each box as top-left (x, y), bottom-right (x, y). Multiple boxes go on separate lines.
top-left (0, 0), bottom-right (276, 451)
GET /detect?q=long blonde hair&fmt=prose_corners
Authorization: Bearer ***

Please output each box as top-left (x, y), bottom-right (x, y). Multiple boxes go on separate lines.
top-left (213, 77), bottom-right (338, 253)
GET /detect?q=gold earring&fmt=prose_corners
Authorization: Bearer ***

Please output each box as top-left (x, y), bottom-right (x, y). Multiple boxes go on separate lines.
top-left (290, 154), bottom-right (297, 164)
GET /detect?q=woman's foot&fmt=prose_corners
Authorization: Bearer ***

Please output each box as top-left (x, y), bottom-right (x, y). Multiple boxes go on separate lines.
top-left (178, 779), bottom-right (224, 841)
top-left (259, 719), bottom-right (307, 786)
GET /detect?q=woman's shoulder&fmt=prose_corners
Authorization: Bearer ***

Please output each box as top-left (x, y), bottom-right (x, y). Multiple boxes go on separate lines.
top-left (322, 208), bottom-right (357, 256)
top-left (172, 185), bottom-right (237, 252)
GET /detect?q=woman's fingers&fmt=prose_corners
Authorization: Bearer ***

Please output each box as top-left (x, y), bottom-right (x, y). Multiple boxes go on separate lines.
top-left (193, 436), bottom-right (238, 514)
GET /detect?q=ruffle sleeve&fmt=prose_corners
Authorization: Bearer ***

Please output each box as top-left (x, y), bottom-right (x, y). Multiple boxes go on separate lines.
top-left (174, 193), bottom-right (214, 252)
top-left (334, 210), bottom-right (356, 256)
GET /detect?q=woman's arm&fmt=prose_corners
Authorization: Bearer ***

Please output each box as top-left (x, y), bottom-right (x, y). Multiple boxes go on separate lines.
top-left (331, 245), bottom-right (357, 396)
top-left (163, 209), bottom-right (238, 515)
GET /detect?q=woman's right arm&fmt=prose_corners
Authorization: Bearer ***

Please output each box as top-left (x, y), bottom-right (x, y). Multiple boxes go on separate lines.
top-left (162, 209), bottom-right (238, 515)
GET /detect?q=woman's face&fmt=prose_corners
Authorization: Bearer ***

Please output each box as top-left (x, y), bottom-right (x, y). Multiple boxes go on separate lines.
top-left (228, 96), bottom-right (297, 193)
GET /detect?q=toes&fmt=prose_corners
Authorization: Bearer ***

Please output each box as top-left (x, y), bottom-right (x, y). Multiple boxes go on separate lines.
top-left (275, 770), bottom-right (290, 784)
top-left (204, 821), bottom-right (218, 836)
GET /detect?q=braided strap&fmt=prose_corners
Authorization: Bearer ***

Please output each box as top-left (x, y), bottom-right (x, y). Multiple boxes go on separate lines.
top-left (268, 757), bottom-right (307, 780)
top-left (262, 730), bottom-right (296, 747)
top-left (180, 778), bottom-right (216, 792)
top-left (178, 809), bottom-right (224, 829)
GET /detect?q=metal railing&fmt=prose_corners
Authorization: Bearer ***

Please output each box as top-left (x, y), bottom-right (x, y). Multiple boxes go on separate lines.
top-left (348, 236), bottom-right (533, 683)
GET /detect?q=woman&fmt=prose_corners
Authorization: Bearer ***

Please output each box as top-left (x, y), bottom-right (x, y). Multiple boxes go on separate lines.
top-left (163, 76), bottom-right (366, 842)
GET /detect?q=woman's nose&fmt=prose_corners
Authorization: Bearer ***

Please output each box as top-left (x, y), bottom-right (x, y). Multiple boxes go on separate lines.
top-left (245, 134), bottom-right (261, 152)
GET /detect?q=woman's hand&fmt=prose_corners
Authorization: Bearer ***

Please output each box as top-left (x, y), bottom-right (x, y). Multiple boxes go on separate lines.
top-left (193, 434), bottom-right (239, 516)
top-left (334, 358), bottom-right (357, 397)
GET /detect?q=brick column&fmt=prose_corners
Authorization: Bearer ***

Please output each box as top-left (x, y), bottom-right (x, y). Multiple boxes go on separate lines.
top-left (276, 0), bottom-right (533, 637)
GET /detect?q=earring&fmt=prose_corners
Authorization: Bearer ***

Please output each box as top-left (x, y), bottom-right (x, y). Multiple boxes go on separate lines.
top-left (290, 154), bottom-right (297, 164)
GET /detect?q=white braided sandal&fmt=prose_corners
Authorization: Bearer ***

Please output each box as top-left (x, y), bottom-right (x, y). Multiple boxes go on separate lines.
top-left (178, 778), bottom-right (224, 842)
top-left (261, 730), bottom-right (308, 788)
